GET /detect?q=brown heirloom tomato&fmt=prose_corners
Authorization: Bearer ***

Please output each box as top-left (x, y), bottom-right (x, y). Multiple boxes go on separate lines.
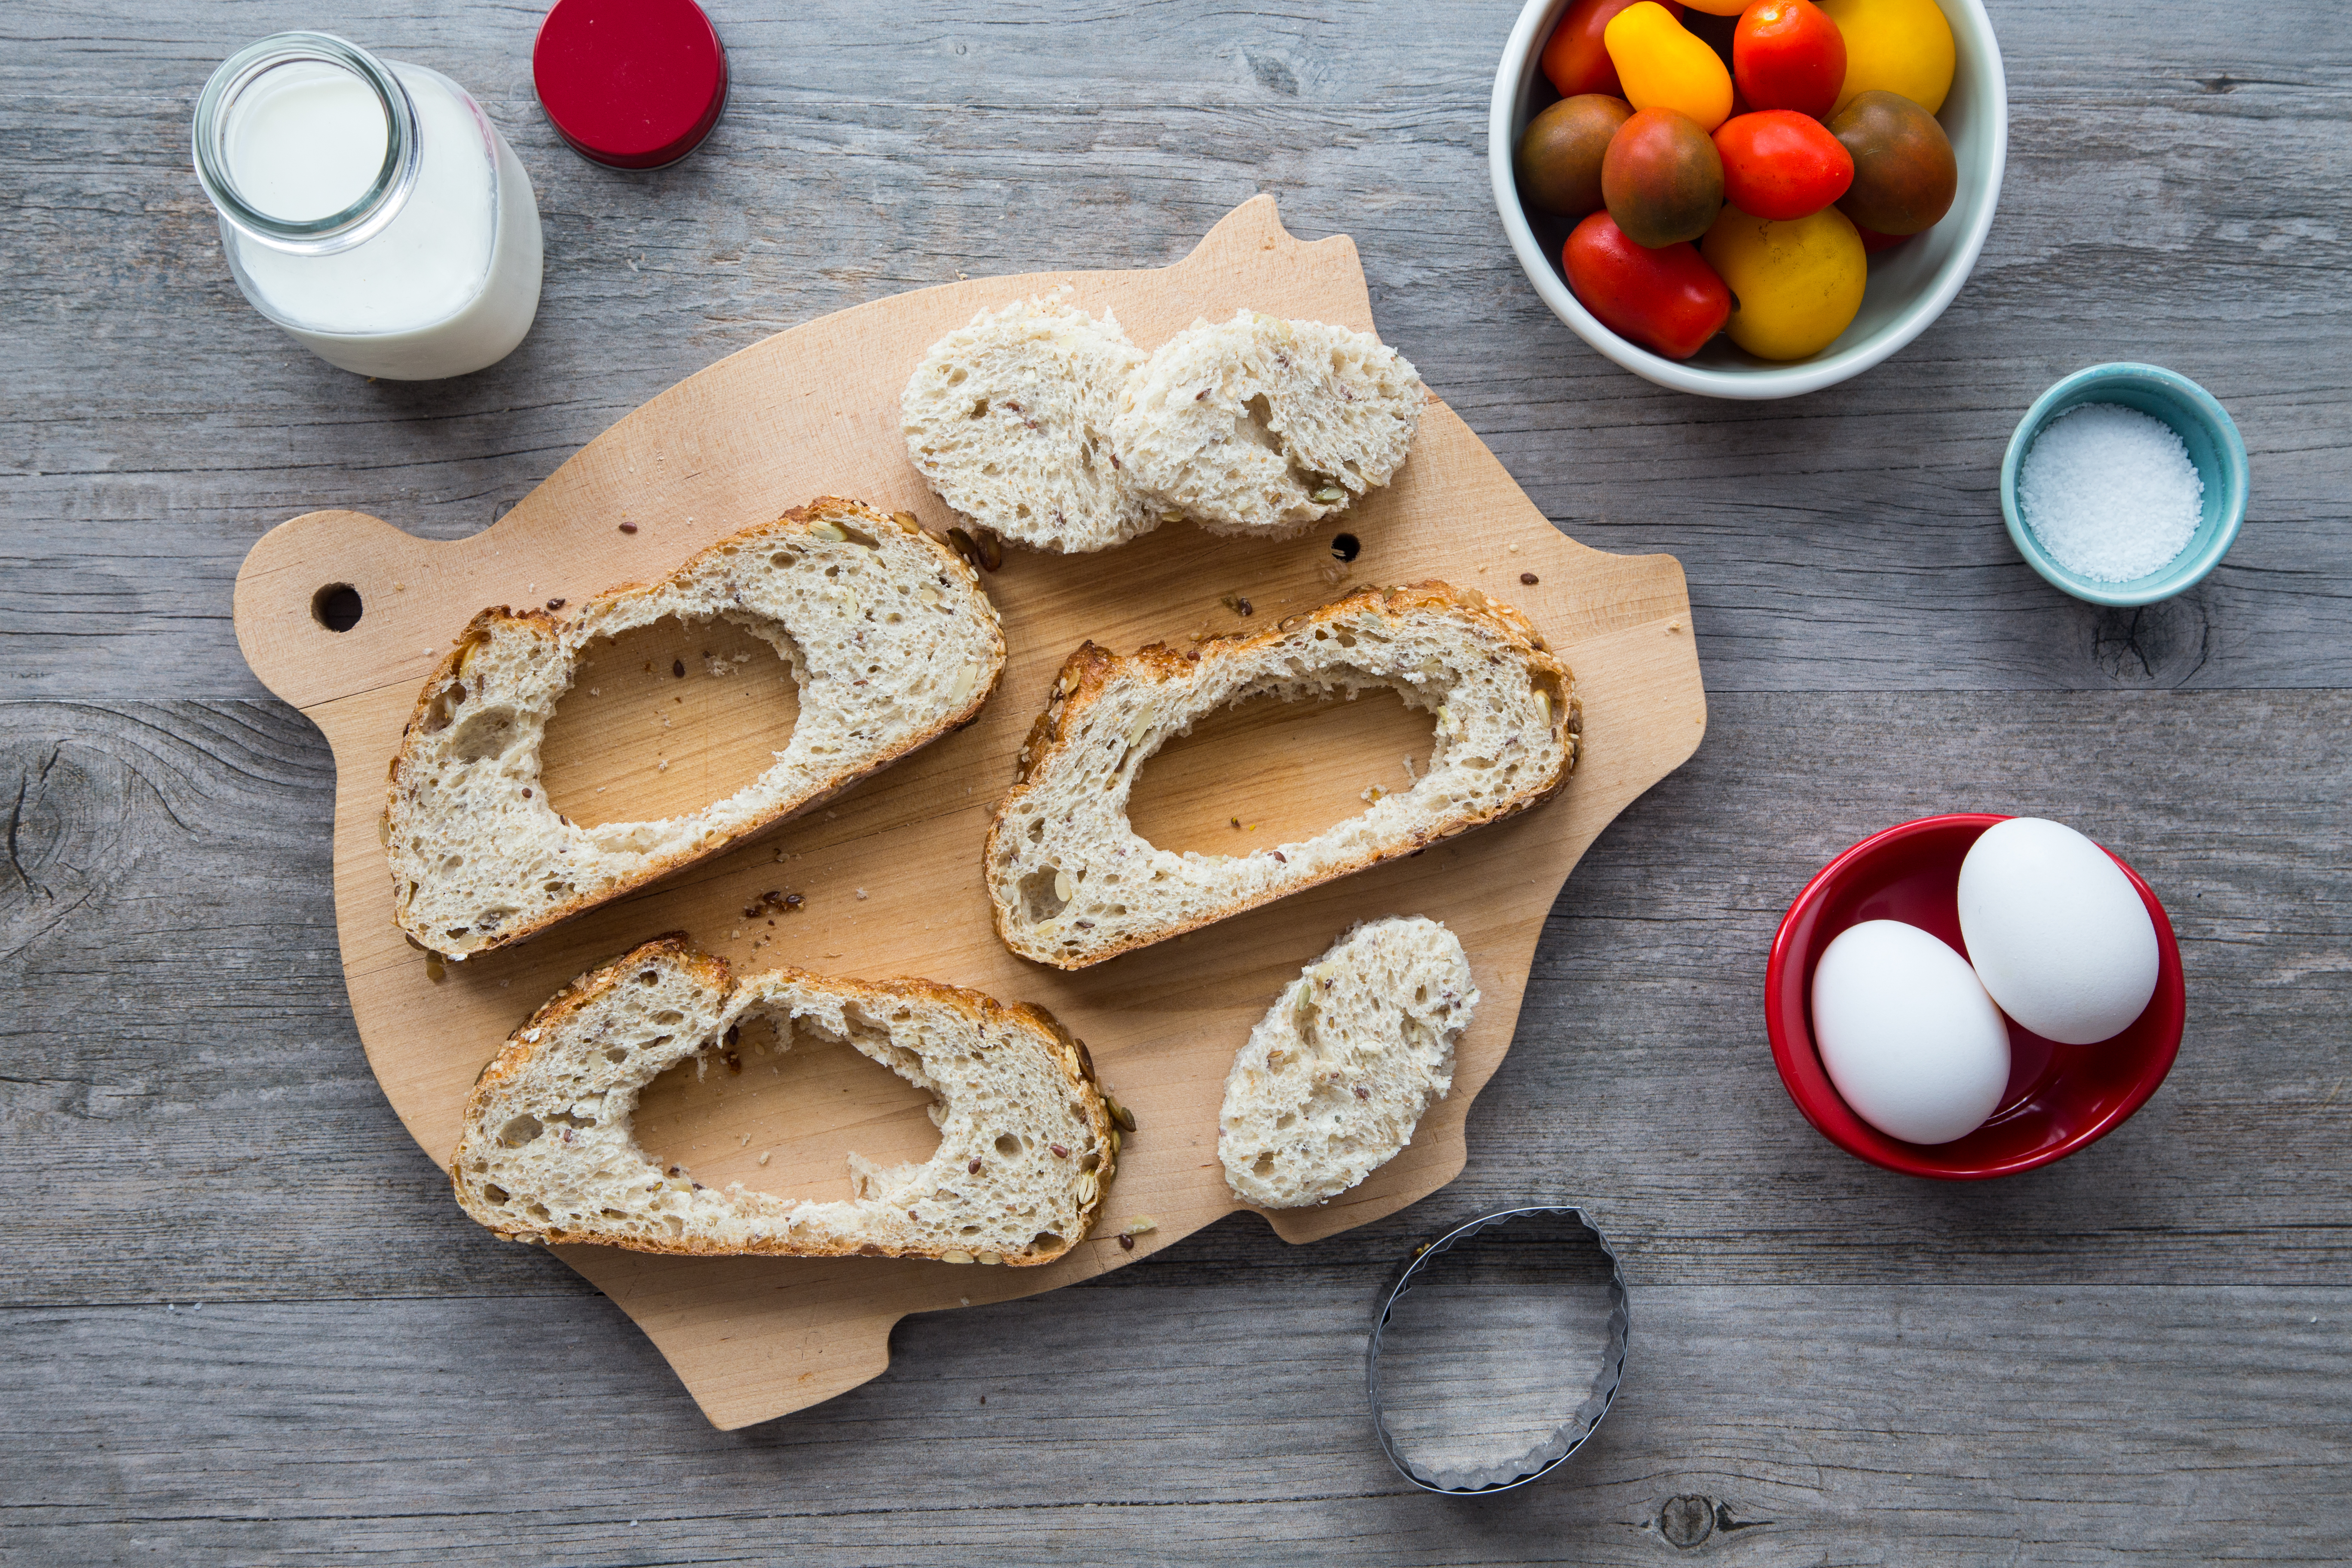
top-left (1713, 110), bottom-right (1853, 220)
top-left (1517, 94), bottom-right (1634, 219)
top-left (1827, 89), bottom-right (1956, 234)
top-left (1543, 0), bottom-right (1686, 99)
top-left (1562, 211), bottom-right (1732, 360)
top-left (1602, 107), bottom-right (1724, 247)
top-left (1733, 0), bottom-right (1847, 118)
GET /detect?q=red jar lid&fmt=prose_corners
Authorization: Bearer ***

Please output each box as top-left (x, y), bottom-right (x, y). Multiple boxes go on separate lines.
top-left (533, 0), bottom-right (728, 170)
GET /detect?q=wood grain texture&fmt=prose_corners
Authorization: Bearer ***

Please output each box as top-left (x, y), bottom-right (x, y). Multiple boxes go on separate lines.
top-left (5, 1285), bottom-right (2346, 1564)
top-left (6, 691), bottom-right (2344, 1309)
top-left (4, 0), bottom-right (2349, 1552)
top-left (4, 2), bottom-right (2349, 698)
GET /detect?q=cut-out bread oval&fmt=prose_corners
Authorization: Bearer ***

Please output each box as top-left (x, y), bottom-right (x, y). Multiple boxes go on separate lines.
top-left (383, 498), bottom-right (1006, 959)
top-left (983, 582), bottom-right (1579, 969)
top-left (1110, 310), bottom-right (1426, 537)
top-left (900, 298), bottom-right (1159, 554)
top-left (451, 936), bottom-right (1116, 1265)
top-left (1220, 915), bottom-right (1479, 1209)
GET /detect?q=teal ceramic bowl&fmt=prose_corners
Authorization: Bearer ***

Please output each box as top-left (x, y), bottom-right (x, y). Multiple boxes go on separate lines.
top-left (2000, 363), bottom-right (2248, 607)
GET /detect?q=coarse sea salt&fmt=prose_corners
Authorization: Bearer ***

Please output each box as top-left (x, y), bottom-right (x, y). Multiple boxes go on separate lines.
top-left (2017, 403), bottom-right (2204, 582)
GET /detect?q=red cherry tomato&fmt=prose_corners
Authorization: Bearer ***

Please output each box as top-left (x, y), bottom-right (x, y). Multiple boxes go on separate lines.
top-left (1542, 0), bottom-right (1686, 99)
top-left (1855, 221), bottom-right (1910, 253)
top-left (1733, 0), bottom-right (1847, 118)
top-left (1713, 110), bottom-right (1855, 220)
top-left (1562, 212), bottom-right (1731, 360)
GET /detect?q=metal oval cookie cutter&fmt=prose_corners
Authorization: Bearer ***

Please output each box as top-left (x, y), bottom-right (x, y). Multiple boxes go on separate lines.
top-left (1366, 1205), bottom-right (1630, 1494)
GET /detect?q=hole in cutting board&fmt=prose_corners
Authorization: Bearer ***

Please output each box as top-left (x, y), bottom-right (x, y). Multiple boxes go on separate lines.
top-left (1127, 687), bottom-right (1434, 857)
top-left (542, 616), bottom-right (800, 829)
top-left (633, 1014), bottom-right (943, 1203)
top-left (312, 583), bottom-right (363, 632)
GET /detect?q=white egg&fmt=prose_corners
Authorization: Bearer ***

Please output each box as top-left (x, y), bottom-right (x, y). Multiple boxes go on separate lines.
top-left (1957, 818), bottom-right (2159, 1045)
top-left (1812, 919), bottom-right (2011, 1145)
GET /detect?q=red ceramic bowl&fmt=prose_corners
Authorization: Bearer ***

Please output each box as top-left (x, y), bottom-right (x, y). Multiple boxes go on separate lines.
top-left (1766, 813), bottom-right (2184, 1179)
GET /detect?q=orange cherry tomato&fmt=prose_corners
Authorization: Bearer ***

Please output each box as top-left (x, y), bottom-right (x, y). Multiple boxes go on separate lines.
top-left (1733, 0), bottom-right (1848, 119)
top-left (1605, 2), bottom-right (1735, 130)
top-left (1542, 0), bottom-right (1686, 99)
top-left (1713, 109), bottom-right (1854, 220)
top-left (1562, 211), bottom-right (1732, 360)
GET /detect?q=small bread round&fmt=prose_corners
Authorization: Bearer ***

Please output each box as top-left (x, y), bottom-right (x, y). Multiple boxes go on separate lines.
top-left (1219, 916), bottom-right (1478, 1209)
top-left (901, 298), bottom-right (1159, 554)
top-left (1111, 311), bottom-right (1425, 538)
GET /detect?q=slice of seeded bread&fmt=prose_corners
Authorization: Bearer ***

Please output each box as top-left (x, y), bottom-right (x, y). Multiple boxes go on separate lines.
top-left (1220, 916), bottom-right (1478, 1208)
top-left (900, 298), bottom-right (1160, 553)
top-left (1109, 310), bottom-right (1425, 538)
top-left (983, 582), bottom-right (1579, 969)
top-left (450, 936), bottom-right (1116, 1265)
top-left (382, 498), bottom-right (1006, 959)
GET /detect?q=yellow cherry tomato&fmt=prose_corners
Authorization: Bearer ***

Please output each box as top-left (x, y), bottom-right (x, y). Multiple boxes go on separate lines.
top-left (1604, 2), bottom-right (1735, 132)
top-left (1701, 204), bottom-right (1868, 360)
top-left (1818, 0), bottom-right (1956, 115)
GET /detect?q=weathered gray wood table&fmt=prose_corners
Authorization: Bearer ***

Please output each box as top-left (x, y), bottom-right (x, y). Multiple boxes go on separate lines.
top-left (5, 0), bottom-right (2346, 1561)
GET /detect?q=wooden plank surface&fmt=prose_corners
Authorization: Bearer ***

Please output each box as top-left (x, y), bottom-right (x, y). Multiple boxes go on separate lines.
top-left (5, 1), bottom-right (2348, 700)
top-left (3, 0), bottom-right (2349, 1557)
top-left (6, 1286), bottom-right (2346, 1564)
top-left (6, 690), bottom-right (2345, 1305)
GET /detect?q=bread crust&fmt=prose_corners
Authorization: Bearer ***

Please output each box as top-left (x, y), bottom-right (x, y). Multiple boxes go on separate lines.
top-left (985, 582), bottom-right (1580, 969)
top-left (382, 498), bottom-right (1006, 959)
top-left (450, 936), bottom-right (1115, 1265)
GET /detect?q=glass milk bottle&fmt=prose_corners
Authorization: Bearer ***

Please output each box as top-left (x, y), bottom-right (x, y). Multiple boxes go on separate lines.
top-left (193, 32), bottom-right (544, 380)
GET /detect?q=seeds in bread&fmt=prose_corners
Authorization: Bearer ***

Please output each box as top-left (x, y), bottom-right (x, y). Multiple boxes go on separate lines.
top-left (450, 936), bottom-right (1116, 1265)
top-left (1219, 916), bottom-right (1478, 1208)
top-left (1110, 310), bottom-right (1425, 538)
top-left (382, 498), bottom-right (1005, 959)
top-left (983, 582), bottom-right (1578, 969)
top-left (900, 298), bottom-right (1159, 553)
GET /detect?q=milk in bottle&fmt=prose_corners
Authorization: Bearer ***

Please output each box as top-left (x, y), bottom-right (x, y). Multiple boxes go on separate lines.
top-left (193, 33), bottom-right (543, 380)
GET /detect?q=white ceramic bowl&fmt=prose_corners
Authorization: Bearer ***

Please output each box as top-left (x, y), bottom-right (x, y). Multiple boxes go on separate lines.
top-left (1489, 0), bottom-right (2008, 398)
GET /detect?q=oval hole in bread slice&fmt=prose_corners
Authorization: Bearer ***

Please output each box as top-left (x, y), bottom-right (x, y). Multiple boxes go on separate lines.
top-left (633, 1011), bottom-right (941, 1204)
top-left (984, 583), bottom-right (1578, 969)
top-left (382, 499), bottom-right (1005, 959)
top-left (541, 615), bottom-right (802, 830)
top-left (450, 937), bottom-right (1116, 1263)
top-left (1125, 686), bottom-right (1434, 858)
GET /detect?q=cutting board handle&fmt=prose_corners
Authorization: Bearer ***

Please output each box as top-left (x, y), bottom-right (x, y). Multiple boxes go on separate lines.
top-left (234, 508), bottom-right (464, 712)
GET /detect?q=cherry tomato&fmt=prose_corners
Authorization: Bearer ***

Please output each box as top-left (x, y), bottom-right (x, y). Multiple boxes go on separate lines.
top-left (1733, 0), bottom-right (1848, 118)
top-left (1518, 94), bottom-right (1632, 219)
top-left (1562, 212), bottom-right (1731, 360)
top-left (1828, 89), bottom-right (1956, 233)
top-left (1713, 110), bottom-right (1854, 220)
top-left (1701, 204), bottom-right (1866, 360)
top-left (1604, 107), bottom-right (1724, 246)
top-left (1606, 2), bottom-right (1735, 130)
top-left (1854, 221), bottom-right (1910, 253)
top-left (1542, 0), bottom-right (1685, 99)
top-left (1819, 0), bottom-right (1954, 114)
